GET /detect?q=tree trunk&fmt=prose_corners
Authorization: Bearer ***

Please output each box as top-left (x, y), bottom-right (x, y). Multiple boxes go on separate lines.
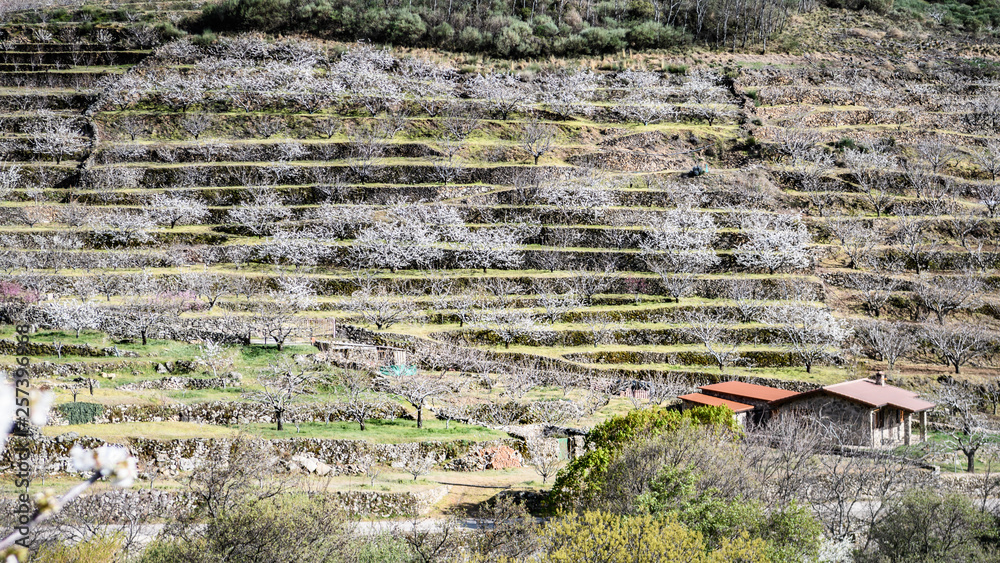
top-left (276, 409), bottom-right (284, 431)
top-left (141, 331), bottom-right (147, 346)
top-left (359, 418), bottom-right (366, 431)
top-left (805, 362), bottom-right (812, 373)
top-left (416, 407), bottom-right (423, 429)
top-left (967, 448), bottom-right (977, 473)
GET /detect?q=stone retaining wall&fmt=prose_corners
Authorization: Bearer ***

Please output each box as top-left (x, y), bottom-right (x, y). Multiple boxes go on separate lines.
top-left (0, 435), bottom-right (524, 477)
top-left (93, 401), bottom-right (407, 426)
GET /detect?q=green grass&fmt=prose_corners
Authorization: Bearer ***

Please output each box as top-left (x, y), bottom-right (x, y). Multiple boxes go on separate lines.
top-left (43, 417), bottom-right (507, 444)
top-left (243, 418), bottom-right (508, 443)
top-left (43, 421), bottom-right (238, 441)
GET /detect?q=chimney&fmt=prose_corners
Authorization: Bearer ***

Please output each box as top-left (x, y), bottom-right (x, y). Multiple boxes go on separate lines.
top-left (873, 371), bottom-right (885, 386)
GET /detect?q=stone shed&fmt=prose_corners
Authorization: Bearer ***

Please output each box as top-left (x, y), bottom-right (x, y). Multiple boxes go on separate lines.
top-left (769, 374), bottom-right (934, 448)
top-left (680, 381), bottom-right (801, 427)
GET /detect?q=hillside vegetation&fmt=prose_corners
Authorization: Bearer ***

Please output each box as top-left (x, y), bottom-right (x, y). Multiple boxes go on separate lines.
top-left (0, 0), bottom-right (999, 560)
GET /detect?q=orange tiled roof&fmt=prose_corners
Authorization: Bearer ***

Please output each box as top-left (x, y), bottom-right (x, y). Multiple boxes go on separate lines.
top-left (699, 381), bottom-right (800, 403)
top-left (679, 393), bottom-right (755, 413)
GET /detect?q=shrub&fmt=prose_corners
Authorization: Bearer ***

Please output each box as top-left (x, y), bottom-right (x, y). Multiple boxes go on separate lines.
top-left (537, 511), bottom-right (774, 562)
top-left (456, 26), bottom-right (485, 51)
top-left (581, 26), bottom-right (627, 54)
top-left (139, 496), bottom-right (355, 563)
top-left (387, 9), bottom-right (426, 44)
top-left (35, 534), bottom-right (123, 563)
top-left (155, 22), bottom-right (186, 41)
top-left (191, 29), bottom-right (217, 47)
top-left (495, 19), bottom-right (539, 57)
top-left (532, 15), bottom-right (559, 37)
top-left (861, 489), bottom-right (994, 562)
top-left (547, 406), bottom-right (736, 511)
top-left (201, 0), bottom-right (292, 32)
top-left (628, 21), bottom-right (667, 49)
top-left (430, 22), bottom-right (454, 43)
top-left (58, 402), bottom-right (104, 425)
top-left (834, 137), bottom-right (856, 151)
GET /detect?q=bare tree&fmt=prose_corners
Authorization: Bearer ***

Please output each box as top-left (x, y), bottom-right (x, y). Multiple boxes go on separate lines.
top-left (472, 72), bottom-right (527, 120)
top-left (646, 371), bottom-right (693, 406)
top-left (767, 304), bottom-right (851, 373)
top-left (681, 310), bottom-right (741, 372)
top-left (828, 217), bottom-right (884, 270)
top-left (923, 321), bottom-right (993, 375)
top-left (346, 283), bottom-right (416, 330)
top-left (246, 359), bottom-right (321, 431)
top-left (227, 186), bottom-right (290, 236)
top-left (182, 271), bottom-right (232, 311)
top-left (119, 116), bottom-right (147, 141)
top-left (808, 430), bottom-right (930, 544)
top-left (180, 113), bottom-right (212, 139)
top-left (913, 272), bottom-right (984, 324)
top-left (29, 112), bottom-right (88, 164)
top-left (474, 308), bottom-right (538, 350)
top-left (971, 140), bottom-right (1000, 182)
top-left (916, 139), bottom-right (956, 174)
top-left (401, 450), bottom-right (437, 481)
top-left (726, 279), bottom-right (764, 323)
top-left (314, 116), bottom-right (341, 139)
top-left (356, 454), bottom-right (382, 487)
top-left (585, 312), bottom-right (621, 346)
top-left (338, 369), bottom-right (386, 431)
top-left (149, 193), bottom-right (209, 229)
top-left (845, 148), bottom-right (896, 217)
top-left (743, 413), bottom-right (822, 508)
top-left (383, 364), bottom-right (451, 429)
top-left (520, 120), bottom-right (556, 165)
top-left (193, 339), bottom-right (237, 381)
top-left (526, 438), bottom-right (564, 485)
top-left (538, 291), bottom-right (581, 324)
top-left (892, 207), bottom-right (938, 275)
top-left (946, 204), bottom-right (986, 249)
top-left (974, 182), bottom-right (1000, 218)
top-left (853, 320), bottom-right (916, 376)
top-left (936, 383), bottom-right (997, 472)
top-left (256, 279), bottom-right (315, 351)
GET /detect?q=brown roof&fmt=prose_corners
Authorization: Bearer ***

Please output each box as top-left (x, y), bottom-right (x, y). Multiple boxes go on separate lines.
top-left (679, 393), bottom-right (754, 413)
top-left (825, 379), bottom-right (936, 412)
top-left (699, 381), bottom-right (800, 403)
top-left (770, 378), bottom-right (935, 413)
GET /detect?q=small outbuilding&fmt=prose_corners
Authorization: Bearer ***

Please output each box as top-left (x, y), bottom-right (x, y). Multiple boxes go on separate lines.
top-left (680, 381), bottom-right (801, 426)
top-left (769, 373), bottom-right (934, 447)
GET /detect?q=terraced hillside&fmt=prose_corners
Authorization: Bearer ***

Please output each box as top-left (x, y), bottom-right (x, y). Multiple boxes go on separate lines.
top-left (0, 0), bottom-right (999, 531)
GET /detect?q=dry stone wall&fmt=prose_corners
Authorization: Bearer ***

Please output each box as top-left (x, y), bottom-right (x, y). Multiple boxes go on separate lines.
top-left (90, 401), bottom-right (407, 426)
top-left (0, 486), bottom-right (449, 520)
top-left (0, 435), bottom-right (525, 477)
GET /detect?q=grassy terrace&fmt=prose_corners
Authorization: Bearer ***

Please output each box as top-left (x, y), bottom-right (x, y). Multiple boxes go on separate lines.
top-left (0, 6), bottom-right (995, 522)
top-left (42, 419), bottom-right (507, 443)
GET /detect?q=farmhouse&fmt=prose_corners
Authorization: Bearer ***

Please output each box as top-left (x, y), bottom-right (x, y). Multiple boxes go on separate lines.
top-left (769, 373), bottom-right (935, 447)
top-left (679, 381), bottom-right (801, 426)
